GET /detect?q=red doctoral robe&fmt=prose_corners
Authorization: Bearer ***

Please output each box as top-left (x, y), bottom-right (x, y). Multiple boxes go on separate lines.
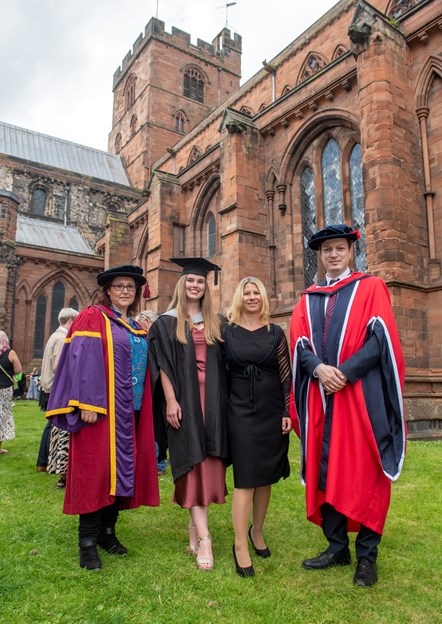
top-left (290, 273), bottom-right (406, 534)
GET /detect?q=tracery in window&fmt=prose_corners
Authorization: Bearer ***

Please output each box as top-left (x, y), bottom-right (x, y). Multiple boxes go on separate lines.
top-left (184, 67), bottom-right (204, 103)
top-left (322, 138), bottom-right (343, 225)
top-left (298, 53), bottom-right (327, 84)
top-left (188, 146), bottom-right (202, 165)
top-left (388, 0), bottom-right (421, 19)
top-left (296, 131), bottom-right (367, 283)
top-left (349, 143), bottom-right (367, 271)
top-left (332, 45), bottom-right (347, 60)
top-left (300, 166), bottom-right (318, 287)
top-left (175, 110), bottom-right (186, 132)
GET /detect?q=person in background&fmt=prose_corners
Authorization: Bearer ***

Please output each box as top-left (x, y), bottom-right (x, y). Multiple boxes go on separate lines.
top-left (149, 258), bottom-right (228, 571)
top-left (0, 331), bottom-right (22, 455)
top-left (222, 277), bottom-right (291, 577)
top-left (135, 309), bottom-right (167, 476)
top-left (26, 367), bottom-right (40, 401)
top-left (36, 308), bottom-right (79, 473)
top-left (290, 224), bottom-right (406, 587)
top-left (46, 265), bottom-right (159, 570)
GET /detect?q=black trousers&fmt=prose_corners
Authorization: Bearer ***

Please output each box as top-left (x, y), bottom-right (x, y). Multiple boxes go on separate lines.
top-left (321, 503), bottom-right (381, 563)
top-left (36, 421), bottom-right (51, 468)
top-left (78, 499), bottom-right (120, 544)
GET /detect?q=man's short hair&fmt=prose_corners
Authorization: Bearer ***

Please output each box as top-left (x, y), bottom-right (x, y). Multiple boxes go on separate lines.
top-left (58, 307), bottom-right (79, 325)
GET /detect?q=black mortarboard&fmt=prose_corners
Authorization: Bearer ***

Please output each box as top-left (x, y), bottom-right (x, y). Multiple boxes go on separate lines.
top-left (96, 264), bottom-right (147, 286)
top-left (170, 257), bottom-right (221, 285)
top-left (308, 224), bottom-right (361, 251)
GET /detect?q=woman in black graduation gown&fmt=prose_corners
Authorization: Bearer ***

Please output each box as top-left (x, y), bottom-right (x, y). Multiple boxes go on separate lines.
top-left (149, 258), bottom-right (228, 571)
top-left (222, 277), bottom-right (292, 577)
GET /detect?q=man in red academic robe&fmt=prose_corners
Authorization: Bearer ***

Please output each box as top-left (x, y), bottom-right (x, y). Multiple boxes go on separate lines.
top-left (290, 224), bottom-right (406, 587)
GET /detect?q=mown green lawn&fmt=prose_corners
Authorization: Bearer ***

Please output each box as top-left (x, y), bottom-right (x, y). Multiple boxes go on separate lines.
top-left (1, 401), bottom-right (441, 624)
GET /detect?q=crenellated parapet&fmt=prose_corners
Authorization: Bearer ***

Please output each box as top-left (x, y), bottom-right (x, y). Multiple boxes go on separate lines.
top-left (113, 18), bottom-right (242, 89)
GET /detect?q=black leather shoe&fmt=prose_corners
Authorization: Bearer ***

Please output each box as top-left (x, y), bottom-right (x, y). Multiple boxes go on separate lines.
top-left (248, 526), bottom-right (271, 558)
top-left (79, 541), bottom-right (102, 570)
top-left (354, 558), bottom-right (378, 587)
top-left (233, 545), bottom-right (255, 577)
top-left (302, 549), bottom-right (351, 569)
top-left (97, 527), bottom-right (128, 555)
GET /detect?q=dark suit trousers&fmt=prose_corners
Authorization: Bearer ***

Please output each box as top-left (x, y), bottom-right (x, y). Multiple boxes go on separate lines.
top-left (321, 503), bottom-right (381, 563)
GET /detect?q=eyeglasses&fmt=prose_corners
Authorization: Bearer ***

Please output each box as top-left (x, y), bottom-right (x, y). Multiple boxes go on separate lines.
top-left (111, 284), bottom-right (136, 292)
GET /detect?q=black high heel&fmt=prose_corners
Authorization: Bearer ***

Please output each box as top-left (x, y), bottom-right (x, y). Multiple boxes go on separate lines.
top-left (232, 544), bottom-right (255, 577)
top-left (248, 526), bottom-right (271, 558)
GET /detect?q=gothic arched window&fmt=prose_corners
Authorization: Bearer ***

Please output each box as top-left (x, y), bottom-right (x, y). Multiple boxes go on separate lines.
top-left (33, 294), bottom-right (47, 358)
top-left (124, 75), bottom-right (136, 111)
top-left (115, 133), bottom-right (122, 154)
top-left (184, 67), bottom-right (204, 103)
top-left (50, 281), bottom-right (65, 333)
top-left (188, 146), bottom-right (202, 165)
top-left (70, 296), bottom-right (79, 311)
top-left (322, 138), bottom-right (343, 225)
top-left (296, 129), bottom-right (367, 283)
top-left (130, 114), bottom-right (137, 137)
top-left (300, 166), bottom-right (318, 287)
top-left (207, 212), bottom-right (216, 257)
top-left (350, 143), bottom-right (367, 271)
top-left (389, 0), bottom-right (418, 19)
top-left (175, 110), bottom-right (186, 132)
top-left (30, 186), bottom-right (47, 216)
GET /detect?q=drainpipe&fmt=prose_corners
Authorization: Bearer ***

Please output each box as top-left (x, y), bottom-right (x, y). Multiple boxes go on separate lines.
top-left (262, 60), bottom-right (277, 102)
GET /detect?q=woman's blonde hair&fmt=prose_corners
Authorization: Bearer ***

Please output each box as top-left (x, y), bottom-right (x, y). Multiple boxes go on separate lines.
top-left (167, 275), bottom-right (222, 345)
top-left (0, 330), bottom-right (10, 355)
top-left (227, 277), bottom-right (270, 327)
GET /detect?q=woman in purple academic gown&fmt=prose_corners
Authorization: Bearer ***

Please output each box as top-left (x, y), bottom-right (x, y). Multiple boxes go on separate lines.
top-left (46, 265), bottom-right (159, 570)
top-left (149, 258), bottom-right (228, 571)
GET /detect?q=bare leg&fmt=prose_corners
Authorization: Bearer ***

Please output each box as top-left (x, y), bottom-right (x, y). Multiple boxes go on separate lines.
top-left (232, 487), bottom-right (254, 567)
top-left (187, 510), bottom-right (198, 555)
top-left (250, 485), bottom-right (272, 550)
top-left (190, 505), bottom-right (213, 569)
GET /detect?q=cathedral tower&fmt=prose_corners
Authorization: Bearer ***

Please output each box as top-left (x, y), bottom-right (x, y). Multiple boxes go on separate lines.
top-left (109, 17), bottom-right (242, 189)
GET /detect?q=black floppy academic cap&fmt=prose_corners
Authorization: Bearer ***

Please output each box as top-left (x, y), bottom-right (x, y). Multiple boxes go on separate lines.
top-left (308, 224), bottom-right (361, 251)
top-left (96, 265), bottom-right (147, 286)
top-left (170, 257), bottom-right (221, 285)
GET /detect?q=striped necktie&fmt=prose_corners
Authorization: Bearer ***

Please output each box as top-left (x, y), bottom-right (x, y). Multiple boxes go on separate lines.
top-left (322, 279), bottom-right (339, 356)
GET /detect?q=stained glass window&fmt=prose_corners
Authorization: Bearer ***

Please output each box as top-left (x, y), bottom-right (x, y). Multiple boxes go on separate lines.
top-left (33, 294), bottom-right (46, 358)
top-left (322, 139), bottom-right (343, 225)
top-left (389, 0), bottom-right (420, 20)
top-left (207, 213), bottom-right (216, 257)
top-left (301, 166), bottom-right (318, 287)
top-left (350, 144), bottom-right (367, 272)
top-left (50, 282), bottom-right (65, 333)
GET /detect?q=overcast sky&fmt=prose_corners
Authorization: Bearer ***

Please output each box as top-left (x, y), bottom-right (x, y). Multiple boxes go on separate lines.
top-left (0, 0), bottom-right (338, 151)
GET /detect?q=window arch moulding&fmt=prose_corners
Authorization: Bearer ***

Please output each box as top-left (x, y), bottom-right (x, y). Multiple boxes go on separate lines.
top-left (297, 52), bottom-right (327, 85)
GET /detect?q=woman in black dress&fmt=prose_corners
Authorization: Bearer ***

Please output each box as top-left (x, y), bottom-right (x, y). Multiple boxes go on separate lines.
top-left (223, 277), bottom-right (292, 577)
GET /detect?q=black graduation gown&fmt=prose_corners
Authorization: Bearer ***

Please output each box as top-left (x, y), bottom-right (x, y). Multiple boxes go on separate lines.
top-left (149, 315), bottom-right (228, 482)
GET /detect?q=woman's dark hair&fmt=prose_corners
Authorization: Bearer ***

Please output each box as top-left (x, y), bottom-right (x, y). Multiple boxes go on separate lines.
top-left (95, 283), bottom-right (142, 317)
